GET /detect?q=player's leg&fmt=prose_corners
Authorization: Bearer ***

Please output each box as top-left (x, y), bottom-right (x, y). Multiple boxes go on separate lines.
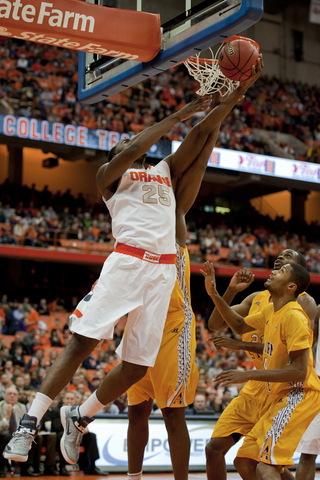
top-left (60, 361), bottom-right (149, 465)
top-left (234, 456), bottom-right (294, 480)
top-left (206, 388), bottom-right (263, 480)
top-left (39, 333), bottom-right (99, 400)
top-left (162, 407), bottom-right (190, 480)
top-left (256, 462), bottom-right (282, 480)
top-left (281, 468), bottom-right (295, 480)
top-left (295, 453), bottom-right (317, 480)
top-left (3, 333), bottom-right (99, 462)
top-left (127, 399), bottom-right (153, 477)
top-left (234, 456), bottom-right (258, 480)
top-left (206, 436), bottom-right (236, 480)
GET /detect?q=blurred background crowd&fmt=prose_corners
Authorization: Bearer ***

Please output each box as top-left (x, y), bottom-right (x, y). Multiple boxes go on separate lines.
top-left (0, 38), bottom-right (320, 165)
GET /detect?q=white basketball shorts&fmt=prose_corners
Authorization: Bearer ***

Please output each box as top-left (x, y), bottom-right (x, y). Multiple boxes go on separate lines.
top-left (70, 251), bottom-right (176, 367)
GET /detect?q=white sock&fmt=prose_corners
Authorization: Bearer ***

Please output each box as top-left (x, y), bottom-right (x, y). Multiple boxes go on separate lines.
top-left (28, 392), bottom-right (53, 424)
top-left (79, 391), bottom-right (105, 418)
top-left (128, 472), bottom-right (142, 480)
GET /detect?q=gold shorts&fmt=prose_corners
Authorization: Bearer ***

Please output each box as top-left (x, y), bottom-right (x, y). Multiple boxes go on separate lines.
top-left (237, 388), bottom-right (320, 467)
top-left (127, 312), bottom-right (198, 410)
top-left (212, 381), bottom-right (268, 438)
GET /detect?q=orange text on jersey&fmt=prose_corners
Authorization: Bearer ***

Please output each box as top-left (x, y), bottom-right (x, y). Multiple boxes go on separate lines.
top-left (130, 171), bottom-right (172, 187)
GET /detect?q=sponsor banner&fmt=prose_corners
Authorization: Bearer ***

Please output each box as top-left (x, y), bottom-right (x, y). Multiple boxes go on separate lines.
top-left (0, 114), bottom-right (171, 159)
top-left (309, 0), bottom-right (320, 24)
top-left (89, 417), bottom-right (319, 470)
top-left (172, 141), bottom-right (320, 185)
top-left (0, 0), bottom-right (160, 62)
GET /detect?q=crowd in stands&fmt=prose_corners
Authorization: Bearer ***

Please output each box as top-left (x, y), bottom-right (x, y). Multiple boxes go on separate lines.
top-left (0, 38), bottom-right (320, 162)
top-left (1, 182), bottom-right (320, 273)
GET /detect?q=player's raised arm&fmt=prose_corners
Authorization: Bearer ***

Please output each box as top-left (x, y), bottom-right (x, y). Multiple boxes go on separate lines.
top-left (207, 269), bottom-right (257, 331)
top-left (201, 262), bottom-right (255, 335)
top-left (176, 125), bottom-right (220, 214)
top-left (96, 95), bottom-right (212, 197)
top-left (167, 55), bottom-right (264, 182)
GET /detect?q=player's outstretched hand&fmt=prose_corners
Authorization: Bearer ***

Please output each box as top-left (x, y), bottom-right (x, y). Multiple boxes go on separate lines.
top-left (200, 261), bottom-right (218, 298)
top-left (177, 95), bottom-right (213, 121)
top-left (229, 268), bottom-right (255, 292)
top-left (214, 369), bottom-right (249, 387)
top-left (239, 54), bottom-right (264, 92)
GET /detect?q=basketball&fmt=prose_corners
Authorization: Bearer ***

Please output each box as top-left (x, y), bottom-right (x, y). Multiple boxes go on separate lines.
top-left (218, 39), bottom-right (260, 82)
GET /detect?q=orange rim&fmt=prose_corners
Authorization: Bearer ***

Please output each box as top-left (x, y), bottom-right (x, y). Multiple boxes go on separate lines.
top-left (186, 57), bottom-right (218, 66)
top-left (221, 35), bottom-right (260, 52)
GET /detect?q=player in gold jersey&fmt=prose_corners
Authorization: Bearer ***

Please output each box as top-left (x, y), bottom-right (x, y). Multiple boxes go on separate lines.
top-left (204, 250), bottom-right (317, 480)
top-left (203, 261), bottom-right (320, 480)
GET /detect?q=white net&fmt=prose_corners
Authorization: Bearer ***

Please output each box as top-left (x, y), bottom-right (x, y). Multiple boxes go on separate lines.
top-left (184, 45), bottom-right (240, 98)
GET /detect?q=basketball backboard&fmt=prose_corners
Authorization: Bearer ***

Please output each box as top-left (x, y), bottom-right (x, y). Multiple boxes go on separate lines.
top-left (78, 0), bottom-right (263, 104)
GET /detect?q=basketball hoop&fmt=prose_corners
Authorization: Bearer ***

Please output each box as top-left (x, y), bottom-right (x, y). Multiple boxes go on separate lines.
top-left (183, 48), bottom-right (239, 98)
top-left (183, 36), bottom-right (259, 98)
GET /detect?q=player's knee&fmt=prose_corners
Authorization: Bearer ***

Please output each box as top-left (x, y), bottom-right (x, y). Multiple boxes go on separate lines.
top-left (234, 456), bottom-right (248, 476)
top-left (69, 333), bottom-right (99, 358)
top-left (128, 401), bottom-right (152, 424)
top-left (122, 361), bottom-right (148, 381)
top-left (162, 407), bottom-right (185, 431)
top-left (205, 437), bottom-right (228, 460)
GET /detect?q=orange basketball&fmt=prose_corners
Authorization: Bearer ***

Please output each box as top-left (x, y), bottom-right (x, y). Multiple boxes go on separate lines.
top-left (218, 39), bottom-right (259, 82)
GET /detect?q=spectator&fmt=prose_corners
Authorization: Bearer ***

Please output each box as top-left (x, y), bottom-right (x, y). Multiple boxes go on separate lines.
top-left (36, 298), bottom-right (49, 315)
top-left (0, 373), bottom-right (11, 400)
top-left (185, 393), bottom-right (210, 415)
top-left (9, 346), bottom-right (25, 368)
top-left (49, 329), bottom-right (62, 347)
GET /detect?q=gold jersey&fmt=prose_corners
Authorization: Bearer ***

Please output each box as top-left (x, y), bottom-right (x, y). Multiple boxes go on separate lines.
top-left (245, 301), bottom-right (320, 396)
top-left (242, 290), bottom-right (270, 371)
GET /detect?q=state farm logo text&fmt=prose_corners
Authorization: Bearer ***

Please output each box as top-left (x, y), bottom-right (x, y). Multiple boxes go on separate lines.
top-left (0, 0), bottom-right (95, 33)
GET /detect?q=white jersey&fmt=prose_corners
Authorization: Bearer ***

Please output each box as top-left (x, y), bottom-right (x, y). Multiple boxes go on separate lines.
top-left (104, 160), bottom-right (176, 254)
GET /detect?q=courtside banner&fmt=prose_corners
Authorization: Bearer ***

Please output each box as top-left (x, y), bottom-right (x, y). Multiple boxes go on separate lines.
top-left (172, 141), bottom-right (320, 185)
top-left (89, 417), bottom-right (319, 472)
top-left (0, 114), bottom-right (171, 159)
top-left (0, 0), bottom-right (161, 61)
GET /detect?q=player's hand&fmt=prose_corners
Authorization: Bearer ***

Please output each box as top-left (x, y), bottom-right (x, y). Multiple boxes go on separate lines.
top-left (229, 268), bottom-right (255, 292)
top-left (177, 95), bottom-right (213, 121)
top-left (239, 54), bottom-right (264, 92)
top-left (214, 369), bottom-right (250, 387)
top-left (200, 261), bottom-right (218, 298)
top-left (208, 335), bottom-right (241, 351)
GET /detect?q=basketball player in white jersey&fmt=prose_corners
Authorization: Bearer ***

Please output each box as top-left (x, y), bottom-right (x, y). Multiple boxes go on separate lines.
top-left (69, 124), bottom-right (220, 480)
top-left (4, 56), bottom-right (263, 466)
top-left (125, 121), bottom-right (221, 480)
top-left (295, 303), bottom-right (320, 480)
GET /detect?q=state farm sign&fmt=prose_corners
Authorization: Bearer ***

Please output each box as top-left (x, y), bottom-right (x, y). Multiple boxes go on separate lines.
top-left (0, 0), bottom-right (161, 62)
